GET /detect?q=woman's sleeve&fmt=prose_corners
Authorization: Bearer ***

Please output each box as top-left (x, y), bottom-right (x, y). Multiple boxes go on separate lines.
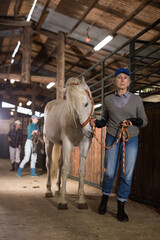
top-left (95, 97), bottom-right (108, 128)
top-left (136, 96), bottom-right (148, 127)
top-left (27, 124), bottom-right (32, 139)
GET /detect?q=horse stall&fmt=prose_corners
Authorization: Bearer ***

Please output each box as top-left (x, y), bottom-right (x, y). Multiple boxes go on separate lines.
top-left (0, 1), bottom-right (160, 240)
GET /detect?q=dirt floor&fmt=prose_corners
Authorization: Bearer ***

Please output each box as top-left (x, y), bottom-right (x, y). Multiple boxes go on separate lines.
top-left (0, 158), bottom-right (160, 240)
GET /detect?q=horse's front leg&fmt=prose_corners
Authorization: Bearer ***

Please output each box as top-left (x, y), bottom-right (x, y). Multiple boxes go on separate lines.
top-left (45, 140), bottom-right (53, 198)
top-left (78, 137), bottom-right (91, 209)
top-left (58, 139), bottom-right (73, 210)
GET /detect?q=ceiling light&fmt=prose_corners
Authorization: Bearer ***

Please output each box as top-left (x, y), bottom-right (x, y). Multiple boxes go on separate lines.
top-left (46, 82), bottom-right (55, 89)
top-left (10, 79), bottom-right (15, 84)
top-left (10, 111), bottom-right (14, 116)
top-left (4, 78), bottom-right (7, 81)
top-left (27, 0), bottom-right (37, 22)
top-left (12, 41), bottom-right (21, 58)
top-left (19, 102), bottom-right (22, 107)
top-left (2, 102), bottom-right (15, 108)
top-left (11, 59), bottom-right (14, 64)
top-left (86, 27), bottom-right (91, 43)
top-left (26, 100), bottom-right (32, 106)
top-left (94, 35), bottom-right (113, 51)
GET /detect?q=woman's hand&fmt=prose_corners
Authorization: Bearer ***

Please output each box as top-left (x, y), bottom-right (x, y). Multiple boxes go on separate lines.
top-left (90, 118), bottom-right (96, 127)
top-left (121, 120), bottom-right (132, 127)
top-left (32, 130), bottom-right (38, 135)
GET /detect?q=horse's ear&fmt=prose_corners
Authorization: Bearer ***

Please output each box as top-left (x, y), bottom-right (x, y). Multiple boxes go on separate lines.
top-left (81, 76), bottom-right (86, 84)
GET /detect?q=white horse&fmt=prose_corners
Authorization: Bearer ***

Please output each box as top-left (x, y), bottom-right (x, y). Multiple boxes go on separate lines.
top-left (43, 77), bottom-right (94, 209)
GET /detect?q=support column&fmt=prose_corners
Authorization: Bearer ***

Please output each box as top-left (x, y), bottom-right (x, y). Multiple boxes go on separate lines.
top-left (14, 99), bottom-right (18, 120)
top-left (21, 27), bottom-right (32, 84)
top-left (56, 32), bottom-right (65, 99)
top-left (129, 41), bottom-right (135, 92)
top-left (32, 82), bottom-right (36, 115)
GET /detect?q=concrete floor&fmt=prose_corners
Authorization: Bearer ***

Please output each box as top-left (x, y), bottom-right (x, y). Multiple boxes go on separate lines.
top-left (0, 158), bottom-right (160, 240)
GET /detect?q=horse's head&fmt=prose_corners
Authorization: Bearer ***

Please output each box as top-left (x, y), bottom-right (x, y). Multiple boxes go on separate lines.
top-left (65, 77), bottom-right (94, 138)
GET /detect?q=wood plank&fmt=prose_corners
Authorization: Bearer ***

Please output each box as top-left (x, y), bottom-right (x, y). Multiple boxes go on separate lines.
top-left (21, 27), bottom-right (32, 83)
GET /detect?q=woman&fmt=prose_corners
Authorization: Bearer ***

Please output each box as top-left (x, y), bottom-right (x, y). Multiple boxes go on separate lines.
top-left (91, 68), bottom-right (148, 222)
top-left (8, 120), bottom-right (22, 171)
top-left (16, 115), bottom-right (40, 177)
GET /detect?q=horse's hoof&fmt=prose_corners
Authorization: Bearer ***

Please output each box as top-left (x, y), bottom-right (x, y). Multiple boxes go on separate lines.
top-left (55, 190), bottom-right (60, 196)
top-left (78, 203), bottom-right (88, 209)
top-left (45, 192), bottom-right (53, 198)
top-left (58, 203), bottom-right (68, 210)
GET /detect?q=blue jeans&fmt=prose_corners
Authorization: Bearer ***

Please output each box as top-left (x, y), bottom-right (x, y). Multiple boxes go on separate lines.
top-left (19, 139), bottom-right (37, 169)
top-left (102, 134), bottom-right (138, 201)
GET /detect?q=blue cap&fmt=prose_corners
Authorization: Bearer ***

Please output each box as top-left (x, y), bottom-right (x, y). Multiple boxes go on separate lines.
top-left (31, 115), bottom-right (38, 119)
top-left (114, 68), bottom-right (130, 77)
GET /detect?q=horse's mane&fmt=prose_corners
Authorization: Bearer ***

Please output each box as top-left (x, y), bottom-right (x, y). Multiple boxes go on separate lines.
top-left (65, 77), bottom-right (91, 125)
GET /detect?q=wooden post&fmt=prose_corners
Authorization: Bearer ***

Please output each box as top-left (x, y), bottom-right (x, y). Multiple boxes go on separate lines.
top-left (14, 99), bottom-right (18, 120)
top-left (56, 32), bottom-right (65, 99)
top-left (32, 82), bottom-right (36, 115)
top-left (21, 27), bottom-right (32, 84)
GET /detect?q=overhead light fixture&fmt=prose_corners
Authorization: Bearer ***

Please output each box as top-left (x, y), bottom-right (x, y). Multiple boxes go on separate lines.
top-left (4, 78), bottom-right (7, 81)
top-left (2, 102), bottom-right (15, 108)
top-left (27, 0), bottom-right (37, 22)
top-left (86, 27), bottom-right (91, 43)
top-left (11, 59), bottom-right (14, 64)
top-left (46, 82), bottom-right (55, 89)
top-left (94, 35), bottom-right (113, 51)
top-left (10, 79), bottom-right (15, 84)
top-left (26, 100), bottom-right (32, 106)
top-left (19, 102), bottom-right (22, 107)
top-left (10, 111), bottom-right (14, 116)
top-left (12, 41), bottom-right (21, 58)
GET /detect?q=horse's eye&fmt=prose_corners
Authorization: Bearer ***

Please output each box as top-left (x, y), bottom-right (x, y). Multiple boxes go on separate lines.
top-left (85, 102), bottom-right (88, 107)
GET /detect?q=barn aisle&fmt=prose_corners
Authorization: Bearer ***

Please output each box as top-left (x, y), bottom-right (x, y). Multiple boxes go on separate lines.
top-left (0, 158), bottom-right (159, 240)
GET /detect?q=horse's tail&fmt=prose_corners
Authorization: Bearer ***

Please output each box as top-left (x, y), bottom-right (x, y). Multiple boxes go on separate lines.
top-left (51, 144), bottom-right (62, 178)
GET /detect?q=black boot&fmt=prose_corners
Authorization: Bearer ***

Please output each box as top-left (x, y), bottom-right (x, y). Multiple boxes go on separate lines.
top-left (10, 163), bottom-right (15, 171)
top-left (117, 200), bottom-right (129, 222)
top-left (98, 194), bottom-right (109, 214)
top-left (15, 163), bottom-right (19, 171)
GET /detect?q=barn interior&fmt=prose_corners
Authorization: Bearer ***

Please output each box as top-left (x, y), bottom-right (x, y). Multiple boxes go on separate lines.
top-left (0, 1), bottom-right (160, 239)
top-left (0, 0), bottom-right (160, 117)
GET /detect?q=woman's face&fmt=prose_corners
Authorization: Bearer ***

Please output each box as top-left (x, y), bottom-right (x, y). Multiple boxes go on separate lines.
top-left (114, 73), bottom-right (130, 91)
top-left (32, 118), bottom-right (38, 124)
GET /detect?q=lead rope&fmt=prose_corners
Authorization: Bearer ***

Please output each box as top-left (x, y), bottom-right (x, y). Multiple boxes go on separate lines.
top-left (93, 121), bottom-right (131, 174)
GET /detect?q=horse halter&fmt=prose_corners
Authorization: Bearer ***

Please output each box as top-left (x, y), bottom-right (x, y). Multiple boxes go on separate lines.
top-left (69, 82), bottom-right (94, 128)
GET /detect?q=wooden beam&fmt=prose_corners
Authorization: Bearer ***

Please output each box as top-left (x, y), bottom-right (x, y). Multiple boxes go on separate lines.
top-left (66, 0), bottom-right (99, 38)
top-left (56, 32), bottom-right (65, 99)
top-left (31, 75), bottom-right (56, 84)
top-left (0, 18), bottom-right (31, 27)
top-left (21, 27), bottom-right (32, 83)
top-left (0, 73), bottom-right (56, 84)
top-left (111, 0), bottom-right (152, 35)
top-left (0, 73), bottom-right (21, 80)
top-left (96, 2), bottom-right (160, 35)
top-left (14, 0), bottom-right (23, 19)
top-left (37, 0), bottom-right (51, 30)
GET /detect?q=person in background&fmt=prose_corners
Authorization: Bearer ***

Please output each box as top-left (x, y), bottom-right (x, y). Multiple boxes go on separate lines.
top-left (8, 120), bottom-right (23, 171)
top-left (91, 68), bottom-right (148, 222)
top-left (16, 115), bottom-right (39, 177)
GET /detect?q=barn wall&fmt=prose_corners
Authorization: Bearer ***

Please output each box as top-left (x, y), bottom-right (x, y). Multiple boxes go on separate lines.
top-left (130, 103), bottom-right (160, 207)
top-left (70, 103), bottom-right (160, 207)
top-left (70, 127), bottom-right (106, 187)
